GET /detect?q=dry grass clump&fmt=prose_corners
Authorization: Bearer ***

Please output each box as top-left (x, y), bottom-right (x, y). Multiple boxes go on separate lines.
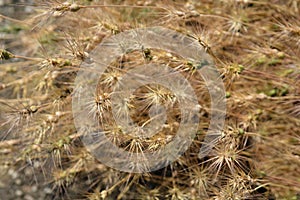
top-left (0, 0), bottom-right (299, 199)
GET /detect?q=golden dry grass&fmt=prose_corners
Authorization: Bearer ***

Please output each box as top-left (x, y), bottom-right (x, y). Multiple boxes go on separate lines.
top-left (0, 0), bottom-right (300, 199)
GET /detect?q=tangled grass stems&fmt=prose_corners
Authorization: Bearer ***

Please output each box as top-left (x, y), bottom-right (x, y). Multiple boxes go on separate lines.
top-left (0, 0), bottom-right (300, 199)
